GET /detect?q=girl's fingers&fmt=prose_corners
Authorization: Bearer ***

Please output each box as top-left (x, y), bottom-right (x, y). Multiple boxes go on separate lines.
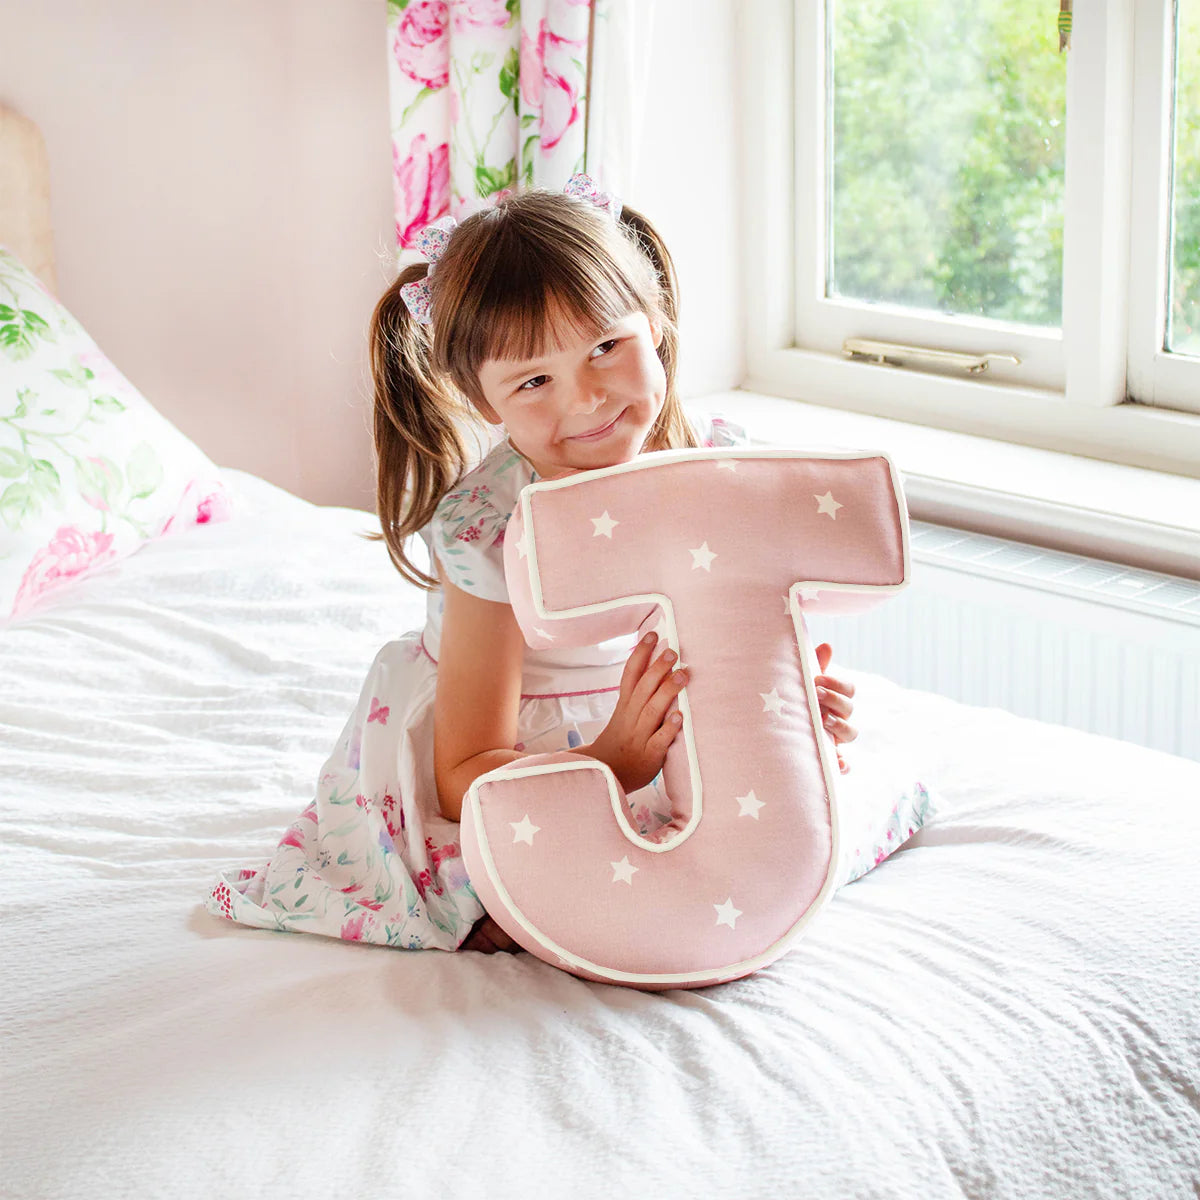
top-left (620, 633), bottom-right (659, 697)
top-left (630, 646), bottom-right (679, 708)
top-left (815, 673), bottom-right (855, 699)
top-left (649, 708), bottom-right (684, 753)
top-left (816, 686), bottom-right (852, 720)
top-left (639, 666), bottom-right (688, 733)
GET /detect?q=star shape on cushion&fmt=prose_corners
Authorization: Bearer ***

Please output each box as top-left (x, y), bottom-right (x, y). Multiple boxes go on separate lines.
top-left (689, 542), bottom-right (717, 571)
top-left (611, 856), bottom-right (638, 884)
top-left (760, 688), bottom-right (785, 716)
top-left (516, 532), bottom-right (528, 559)
top-left (815, 491), bottom-right (844, 519)
top-left (533, 627), bottom-right (556, 641)
top-left (714, 898), bottom-right (743, 929)
top-left (511, 815), bottom-right (540, 845)
top-left (716, 459), bottom-right (739, 472)
top-left (736, 790), bottom-right (764, 819)
top-left (591, 510), bottom-right (618, 538)
top-left (799, 587), bottom-right (823, 602)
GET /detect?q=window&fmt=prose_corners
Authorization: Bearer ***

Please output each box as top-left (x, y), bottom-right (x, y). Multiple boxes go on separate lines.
top-left (740, 0), bottom-right (1200, 475)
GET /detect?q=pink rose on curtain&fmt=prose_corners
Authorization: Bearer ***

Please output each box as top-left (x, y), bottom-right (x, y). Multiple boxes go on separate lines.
top-left (393, 0), bottom-right (450, 90)
top-left (395, 134), bottom-right (451, 247)
top-left (520, 19), bottom-right (546, 106)
top-left (540, 71), bottom-right (580, 151)
top-left (11, 526), bottom-right (117, 618)
top-left (451, 0), bottom-right (511, 32)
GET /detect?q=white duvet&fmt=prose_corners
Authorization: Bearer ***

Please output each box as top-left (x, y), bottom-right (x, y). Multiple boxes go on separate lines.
top-left (2, 469), bottom-right (1198, 1200)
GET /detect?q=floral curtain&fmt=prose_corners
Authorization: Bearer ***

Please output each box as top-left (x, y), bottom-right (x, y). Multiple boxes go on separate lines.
top-left (388, 0), bottom-right (600, 254)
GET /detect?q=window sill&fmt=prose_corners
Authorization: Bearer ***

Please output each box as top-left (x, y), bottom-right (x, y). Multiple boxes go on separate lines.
top-left (688, 389), bottom-right (1200, 581)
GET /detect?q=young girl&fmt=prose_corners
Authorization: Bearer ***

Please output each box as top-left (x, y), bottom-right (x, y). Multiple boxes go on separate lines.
top-left (208, 176), bottom-right (878, 956)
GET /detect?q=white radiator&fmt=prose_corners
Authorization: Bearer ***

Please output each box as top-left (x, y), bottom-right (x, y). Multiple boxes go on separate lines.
top-left (805, 521), bottom-right (1200, 763)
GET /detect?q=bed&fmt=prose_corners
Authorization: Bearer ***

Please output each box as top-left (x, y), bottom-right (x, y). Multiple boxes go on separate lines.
top-left (3, 107), bottom-right (1199, 1200)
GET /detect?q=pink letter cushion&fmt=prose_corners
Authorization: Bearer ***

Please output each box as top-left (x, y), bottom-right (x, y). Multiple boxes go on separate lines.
top-left (458, 446), bottom-right (910, 990)
top-left (0, 246), bottom-right (232, 623)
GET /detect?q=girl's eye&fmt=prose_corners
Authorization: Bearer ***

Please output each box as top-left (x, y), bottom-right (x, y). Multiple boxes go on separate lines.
top-left (591, 339), bottom-right (619, 358)
top-left (518, 375), bottom-right (550, 392)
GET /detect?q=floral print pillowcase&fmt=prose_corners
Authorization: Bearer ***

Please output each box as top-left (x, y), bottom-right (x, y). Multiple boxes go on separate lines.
top-left (0, 247), bottom-right (232, 623)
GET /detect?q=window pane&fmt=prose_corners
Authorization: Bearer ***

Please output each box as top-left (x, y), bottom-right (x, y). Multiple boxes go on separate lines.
top-left (828, 0), bottom-right (1066, 328)
top-left (1167, 0), bottom-right (1200, 356)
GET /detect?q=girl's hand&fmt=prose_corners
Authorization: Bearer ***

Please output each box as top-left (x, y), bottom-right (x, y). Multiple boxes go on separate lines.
top-left (581, 632), bottom-right (688, 795)
top-left (815, 642), bottom-right (856, 774)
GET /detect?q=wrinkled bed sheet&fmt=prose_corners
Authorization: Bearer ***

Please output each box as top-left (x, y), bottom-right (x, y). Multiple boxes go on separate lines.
top-left (2, 469), bottom-right (1198, 1200)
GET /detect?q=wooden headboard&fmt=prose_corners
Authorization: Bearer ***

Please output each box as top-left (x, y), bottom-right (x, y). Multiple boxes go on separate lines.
top-left (0, 106), bottom-right (56, 293)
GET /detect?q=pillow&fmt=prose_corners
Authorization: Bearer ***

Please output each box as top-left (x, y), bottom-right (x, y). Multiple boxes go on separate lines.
top-left (0, 246), bottom-right (231, 621)
top-left (459, 446), bottom-right (911, 990)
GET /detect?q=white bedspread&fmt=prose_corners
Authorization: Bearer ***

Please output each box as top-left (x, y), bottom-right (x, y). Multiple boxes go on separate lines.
top-left (2, 469), bottom-right (1198, 1200)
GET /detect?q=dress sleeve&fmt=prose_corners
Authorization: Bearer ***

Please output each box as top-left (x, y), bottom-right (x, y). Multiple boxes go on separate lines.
top-left (428, 486), bottom-right (512, 603)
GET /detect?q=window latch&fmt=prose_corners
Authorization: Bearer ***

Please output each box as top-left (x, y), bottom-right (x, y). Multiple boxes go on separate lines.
top-left (842, 338), bottom-right (1022, 376)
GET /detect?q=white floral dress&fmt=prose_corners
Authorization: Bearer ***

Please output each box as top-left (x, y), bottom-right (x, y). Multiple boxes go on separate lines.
top-left (207, 415), bottom-right (934, 951)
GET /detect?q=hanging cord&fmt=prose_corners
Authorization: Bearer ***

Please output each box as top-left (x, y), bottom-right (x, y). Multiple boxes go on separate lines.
top-left (1058, 0), bottom-right (1073, 52)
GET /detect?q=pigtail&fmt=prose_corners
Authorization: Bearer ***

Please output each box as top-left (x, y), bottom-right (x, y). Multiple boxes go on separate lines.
top-left (365, 264), bottom-right (472, 590)
top-left (618, 206), bottom-right (699, 453)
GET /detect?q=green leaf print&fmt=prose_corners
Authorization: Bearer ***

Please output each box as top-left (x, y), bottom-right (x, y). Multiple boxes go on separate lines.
top-left (0, 322), bottom-right (37, 361)
top-left (92, 395), bottom-right (126, 415)
top-left (499, 46), bottom-right (520, 114)
top-left (49, 362), bottom-right (91, 388)
top-left (475, 158), bottom-right (517, 198)
top-left (125, 442), bottom-right (164, 500)
top-left (0, 448), bottom-right (29, 479)
top-left (28, 459), bottom-right (61, 501)
top-left (76, 456), bottom-right (122, 508)
top-left (21, 309), bottom-right (51, 339)
top-left (13, 387), bottom-right (32, 419)
top-left (0, 482), bottom-right (40, 530)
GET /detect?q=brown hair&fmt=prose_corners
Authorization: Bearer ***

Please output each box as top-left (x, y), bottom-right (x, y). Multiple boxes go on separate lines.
top-left (367, 188), bottom-right (698, 590)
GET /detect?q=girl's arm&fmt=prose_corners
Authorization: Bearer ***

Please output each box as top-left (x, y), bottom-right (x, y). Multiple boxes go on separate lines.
top-left (433, 566), bottom-right (529, 822)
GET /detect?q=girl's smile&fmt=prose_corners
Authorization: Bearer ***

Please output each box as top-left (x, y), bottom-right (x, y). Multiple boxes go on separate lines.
top-left (566, 408), bottom-right (627, 442)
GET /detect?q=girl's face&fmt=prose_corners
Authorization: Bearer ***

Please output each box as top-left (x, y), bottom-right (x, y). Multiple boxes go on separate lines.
top-left (474, 309), bottom-right (666, 479)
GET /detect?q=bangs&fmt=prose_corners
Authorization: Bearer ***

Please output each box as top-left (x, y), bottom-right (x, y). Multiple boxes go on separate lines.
top-left (447, 212), bottom-right (654, 380)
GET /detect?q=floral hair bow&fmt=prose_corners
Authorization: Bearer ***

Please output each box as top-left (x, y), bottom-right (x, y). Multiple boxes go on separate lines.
top-left (399, 174), bottom-right (623, 325)
top-left (562, 172), bottom-right (623, 222)
top-left (399, 216), bottom-right (458, 326)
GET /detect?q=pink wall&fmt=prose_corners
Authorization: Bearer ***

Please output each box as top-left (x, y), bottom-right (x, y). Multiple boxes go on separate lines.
top-left (1, 0), bottom-right (742, 509)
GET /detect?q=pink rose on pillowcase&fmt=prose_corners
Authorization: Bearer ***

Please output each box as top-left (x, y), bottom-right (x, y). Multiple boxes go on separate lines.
top-left (393, 0), bottom-right (449, 90)
top-left (11, 525), bottom-right (118, 618)
top-left (395, 134), bottom-right (451, 248)
top-left (157, 479), bottom-right (233, 538)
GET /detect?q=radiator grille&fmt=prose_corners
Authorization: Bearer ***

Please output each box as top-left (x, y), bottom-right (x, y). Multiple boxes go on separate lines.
top-left (805, 521), bottom-right (1200, 762)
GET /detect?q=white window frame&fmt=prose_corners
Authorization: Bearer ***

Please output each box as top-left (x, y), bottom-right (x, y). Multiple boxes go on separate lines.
top-left (739, 0), bottom-right (1200, 477)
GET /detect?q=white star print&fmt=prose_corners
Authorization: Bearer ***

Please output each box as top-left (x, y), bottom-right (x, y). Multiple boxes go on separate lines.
top-left (511, 815), bottom-right (540, 845)
top-left (815, 491), bottom-right (844, 519)
top-left (716, 459), bottom-right (739, 472)
top-left (591, 511), bottom-right (618, 538)
top-left (799, 587), bottom-right (823, 602)
top-left (611, 857), bottom-right (638, 884)
top-left (714, 898), bottom-right (743, 929)
top-left (533, 627), bottom-right (555, 641)
top-left (690, 542), bottom-right (717, 571)
top-left (760, 688), bottom-right (785, 716)
top-left (516, 533), bottom-right (528, 559)
top-left (736, 790), bottom-right (765, 819)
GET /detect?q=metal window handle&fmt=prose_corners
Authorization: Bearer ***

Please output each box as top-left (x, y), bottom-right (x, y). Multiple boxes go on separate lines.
top-left (842, 338), bottom-right (1022, 375)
